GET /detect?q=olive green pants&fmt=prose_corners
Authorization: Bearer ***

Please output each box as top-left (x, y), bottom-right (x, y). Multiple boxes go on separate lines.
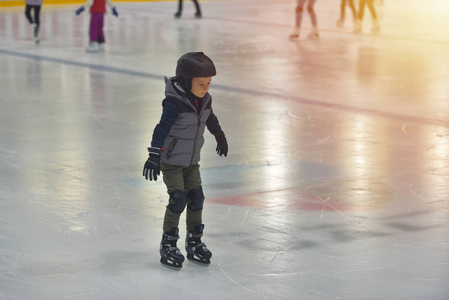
top-left (160, 162), bottom-right (203, 232)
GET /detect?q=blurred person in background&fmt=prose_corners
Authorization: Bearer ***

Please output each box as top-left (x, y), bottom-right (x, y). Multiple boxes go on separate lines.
top-left (336, 0), bottom-right (356, 28)
top-left (354, 0), bottom-right (380, 34)
top-left (175, 0), bottom-right (202, 19)
top-left (75, 0), bottom-right (119, 52)
top-left (24, 0), bottom-right (43, 44)
top-left (289, 0), bottom-right (319, 40)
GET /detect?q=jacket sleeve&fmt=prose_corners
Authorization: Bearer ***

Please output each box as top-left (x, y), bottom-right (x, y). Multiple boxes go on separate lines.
top-left (150, 99), bottom-right (179, 148)
top-left (206, 108), bottom-right (225, 137)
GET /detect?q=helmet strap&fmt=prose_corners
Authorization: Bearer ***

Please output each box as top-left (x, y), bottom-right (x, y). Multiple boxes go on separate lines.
top-left (177, 76), bottom-right (191, 92)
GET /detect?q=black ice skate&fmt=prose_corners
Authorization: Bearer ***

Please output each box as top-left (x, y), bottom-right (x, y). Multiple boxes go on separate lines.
top-left (185, 224), bottom-right (212, 265)
top-left (32, 23), bottom-right (39, 44)
top-left (160, 228), bottom-right (185, 270)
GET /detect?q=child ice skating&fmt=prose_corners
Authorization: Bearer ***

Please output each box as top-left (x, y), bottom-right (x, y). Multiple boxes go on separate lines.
top-left (354, 0), bottom-right (380, 34)
top-left (289, 0), bottom-right (319, 40)
top-left (174, 0), bottom-right (202, 19)
top-left (24, 0), bottom-right (43, 44)
top-left (143, 52), bottom-right (228, 270)
top-left (336, 0), bottom-right (356, 28)
top-left (75, 0), bottom-right (119, 52)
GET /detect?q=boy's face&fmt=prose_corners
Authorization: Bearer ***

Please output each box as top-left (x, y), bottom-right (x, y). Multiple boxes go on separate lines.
top-left (190, 77), bottom-right (211, 98)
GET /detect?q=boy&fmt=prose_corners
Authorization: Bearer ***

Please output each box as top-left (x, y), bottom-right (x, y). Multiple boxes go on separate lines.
top-left (143, 52), bottom-right (228, 270)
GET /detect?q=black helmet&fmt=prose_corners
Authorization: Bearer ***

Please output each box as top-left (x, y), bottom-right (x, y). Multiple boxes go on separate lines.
top-left (176, 52), bottom-right (216, 79)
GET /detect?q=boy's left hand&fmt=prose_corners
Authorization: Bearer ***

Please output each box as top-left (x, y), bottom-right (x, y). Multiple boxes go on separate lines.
top-left (215, 133), bottom-right (228, 157)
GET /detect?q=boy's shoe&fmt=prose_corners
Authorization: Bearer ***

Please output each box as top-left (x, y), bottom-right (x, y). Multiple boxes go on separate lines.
top-left (160, 228), bottom-right (185, 270)
top-left (195, 11), bottom-right (202, 18)
top-left (174, 11), bottom-right (181, 18)
top-left (98, 43), bottom-right (105, 52)
top-left (85, 42), bottom-right (99, 53)
top-left (185, 224), bottom-right (212, 265)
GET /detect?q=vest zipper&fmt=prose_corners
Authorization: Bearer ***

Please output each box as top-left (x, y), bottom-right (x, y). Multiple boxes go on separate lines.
top-left (190, 112), bottom-right (202, 166)
top-left (166, 138), bottom-right (178, 159)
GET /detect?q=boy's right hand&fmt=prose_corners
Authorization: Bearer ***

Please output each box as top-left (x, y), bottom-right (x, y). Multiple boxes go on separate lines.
top-left (75, 6), bottom-right (85, 15)
top-left (143, 147), bottom-right (162, 181)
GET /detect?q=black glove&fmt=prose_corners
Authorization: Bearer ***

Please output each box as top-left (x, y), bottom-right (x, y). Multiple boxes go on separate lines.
top-left (143, 147), bottom-right (162, 181)
top-left (215, 132), bottom-right (228, 157)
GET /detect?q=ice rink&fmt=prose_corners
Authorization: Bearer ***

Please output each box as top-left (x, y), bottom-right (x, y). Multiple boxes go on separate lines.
top-left (1, 0), bottom-right (449, 299)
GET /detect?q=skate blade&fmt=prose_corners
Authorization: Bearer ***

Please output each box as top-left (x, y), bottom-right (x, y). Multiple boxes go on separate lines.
top-left (161, 262), bottom-right (182, 270)
top-left (160, 258), bottom-right (183, 270)
top-left (187, 256), bottom-right (210, 266)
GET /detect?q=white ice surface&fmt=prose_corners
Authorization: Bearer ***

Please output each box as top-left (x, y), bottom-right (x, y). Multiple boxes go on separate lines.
top-left (1, 0), bottom-right (449, 299)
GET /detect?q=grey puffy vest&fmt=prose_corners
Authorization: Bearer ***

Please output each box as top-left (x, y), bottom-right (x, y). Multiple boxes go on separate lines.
top-left (160, 77), bottom-right (211, 167)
